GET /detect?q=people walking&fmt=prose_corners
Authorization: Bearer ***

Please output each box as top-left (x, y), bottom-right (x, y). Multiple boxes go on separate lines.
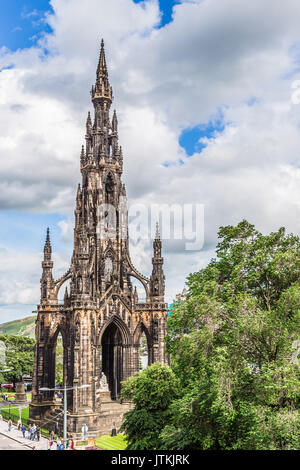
top-left (31, 424), bottom-right (36, 440)
top-left (27, 423), bottom-right (31, 439)
top-left (57, 438), bottom-right (62, 450)
top-left (36, 425), bottom-right (40, 441)
top-left (17, 418), bottom-right (22, 430)
top-left (21, 424), bottom-right (26, 438)
top-left (8, 418), bottom-right (12, 432)
top-left (50, 440), bottom-right (57, 450)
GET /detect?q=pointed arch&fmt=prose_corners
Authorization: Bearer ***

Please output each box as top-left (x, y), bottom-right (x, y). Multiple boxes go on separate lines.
top-left (129, 274), bottom-right (149, 301)
top-left (103, 169), bottom-right (117, 185)
top-left (98, 314), bottom-right (131, 346)
top-left (48, 321), bottom-right (68, 347)
top-left (133, 321), bottom-right (151, 345)
top-left (46, 323), bottom-right (70, 401)
top-left (54, 271), bottom-right (72, 297)
top-left (98, 314), bottom-right (131, 400)
top-left (133, 322), bottom-right (151, 370)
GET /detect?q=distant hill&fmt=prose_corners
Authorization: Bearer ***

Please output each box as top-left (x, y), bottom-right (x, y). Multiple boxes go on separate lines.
top-left (0, 316), bottom-right (36, 338)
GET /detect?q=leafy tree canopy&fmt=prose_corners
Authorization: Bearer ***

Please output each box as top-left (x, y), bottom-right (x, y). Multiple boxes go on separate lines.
top-left (164, 220), bottom-right (300, 450)
top-left (122, 221), bottom-right (300, 450)
top-left (0, 334), bottom-right (35, 385)
top-left (120, 362), bottom-right (179, 449)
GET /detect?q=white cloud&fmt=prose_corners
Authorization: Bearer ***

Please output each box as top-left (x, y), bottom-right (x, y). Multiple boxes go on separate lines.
top-left (1, 0), bottom-right (300, 317)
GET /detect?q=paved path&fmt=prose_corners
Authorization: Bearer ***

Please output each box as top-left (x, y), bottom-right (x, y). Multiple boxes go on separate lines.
top-left (0, 433), bottom-right (32, 450)
top-left (0, 419), bottom-right (48, 450)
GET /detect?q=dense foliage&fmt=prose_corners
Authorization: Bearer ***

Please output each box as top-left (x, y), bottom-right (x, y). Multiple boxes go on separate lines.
top-left (0, 334), bottom-right (35, 384)
top-left (55, 335), bottom-right (64, 385)
top-left (122, 221), bottom-right (300, 450)
top-left (120, 362), bottom-right (179, 449)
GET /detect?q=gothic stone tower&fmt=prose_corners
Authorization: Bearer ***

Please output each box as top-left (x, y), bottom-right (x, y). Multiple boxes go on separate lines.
top-left (29, 41), bottom-right (168, 437)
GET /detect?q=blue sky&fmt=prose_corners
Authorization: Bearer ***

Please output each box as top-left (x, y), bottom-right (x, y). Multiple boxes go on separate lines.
top-left (0, 0), bottom-right (179, 52)
top-left (0, 0), bottom-right (53, 51)
top-left (0, 211), bottom-right (66, 252)
top-left (133, 0), bottom-right (180, 27)
top-left (179, 120), bottom-right (225, 156)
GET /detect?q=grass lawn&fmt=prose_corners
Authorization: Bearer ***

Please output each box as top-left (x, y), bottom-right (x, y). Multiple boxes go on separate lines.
top-left (0, 405), bottom-right (50, 437)
top-left (1, 392), bottom-right (32, 401)
top-left (1, 404), bottom-right (29, 420)
top-left (95, 434), bottom-right (127, 450)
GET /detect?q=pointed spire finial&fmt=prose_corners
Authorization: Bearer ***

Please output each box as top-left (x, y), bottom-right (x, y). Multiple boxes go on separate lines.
top-left (86, 111), bottom-right (92, 128)
top-left (97, 38), bottom-right (108, 79)
top-left (64, 286), bottom-right (69, 302)
top-left (80, 145), bottom-right (85, 163)
top-left (43, 227), bottom-right (52, 261)
top-left (112, 109), bottom-right (118, 132)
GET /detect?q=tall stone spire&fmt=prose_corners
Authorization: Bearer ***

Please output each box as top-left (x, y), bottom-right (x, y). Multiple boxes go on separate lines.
top-left (150, 223), bottom-right (165, 300)
top-left (92, 39), bottom-right (112, 104)
top-left (112, 109), bottom-right (118, 133)
top-left (41, 228), bottom-right (54, 302)
top-left (86, 111), bottom-right (92, 129)
top-left (43, 228), bottom-right (52, 262)
top-left (97, 39), bottom-right (108, 80)
top-left (154, 222), bottom-right (162, 258)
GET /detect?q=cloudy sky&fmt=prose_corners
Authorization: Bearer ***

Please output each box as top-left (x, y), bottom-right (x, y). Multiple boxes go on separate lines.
top-left (0, 0), bottom-right (300, 322)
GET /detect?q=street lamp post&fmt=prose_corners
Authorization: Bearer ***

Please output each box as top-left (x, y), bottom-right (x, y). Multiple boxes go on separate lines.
top-left (40, 383), bottom-right (90, 449)
top-left (63, 382), bottom-right (67, 449)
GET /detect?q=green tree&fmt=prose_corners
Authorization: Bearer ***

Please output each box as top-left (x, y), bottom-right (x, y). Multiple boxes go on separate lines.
top-left (0, 334), bottom-right (35, 384)
top-left (120, 362), bottom-right (179, 449)
top-left (163, 221), bottom-right (300, 450)
top-left (55, 335), bottom-right (64, 385)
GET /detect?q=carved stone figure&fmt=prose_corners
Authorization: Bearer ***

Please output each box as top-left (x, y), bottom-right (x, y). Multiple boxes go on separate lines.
top-left (100, 373), bottom-right (109, 391)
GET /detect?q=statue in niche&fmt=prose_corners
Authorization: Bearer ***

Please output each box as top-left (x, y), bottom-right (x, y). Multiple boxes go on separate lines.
top-left (153, 315), bottom-right (159, 343)
top-left (91, 321), bottom-right (95, 344)
top-left (42, 284), bottom-right (47, 299)
top-left (100, 373), bottom-right (109, 391)
top-left (77, 276), bottom-right (83, 293)
top-left (104, 257), bottom-right (113, 282)
top-left (75, 321), bottom-right (80, 343)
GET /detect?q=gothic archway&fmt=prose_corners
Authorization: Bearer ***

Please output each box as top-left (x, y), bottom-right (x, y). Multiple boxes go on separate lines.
top-left (46, 326), bottom-right (69, 402)
top-left (133, 322), bottom-right (152, 368)
top-left (100, 317), bottom-right (130, 400)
